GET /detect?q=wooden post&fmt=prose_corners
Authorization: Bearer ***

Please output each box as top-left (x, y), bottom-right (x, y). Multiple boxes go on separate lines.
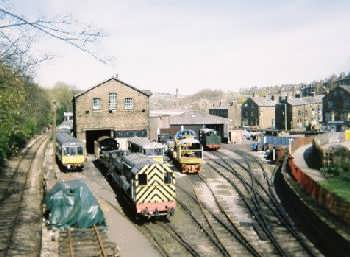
top-left (52, 100), bottom-right (56, 163)
top-left (285, 103), bottom-right (288, 131)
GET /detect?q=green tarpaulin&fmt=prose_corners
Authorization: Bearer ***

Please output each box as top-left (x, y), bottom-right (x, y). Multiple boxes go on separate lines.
top-left (44, 180), bottom-right (106, 228)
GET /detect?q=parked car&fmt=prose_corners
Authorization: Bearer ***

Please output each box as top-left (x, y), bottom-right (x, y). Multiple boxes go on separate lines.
top-left (250, 142), bottom-right (259, 151)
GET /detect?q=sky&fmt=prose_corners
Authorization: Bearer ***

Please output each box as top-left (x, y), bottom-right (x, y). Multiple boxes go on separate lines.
top-left (5, 0), bottom-right (350, 94)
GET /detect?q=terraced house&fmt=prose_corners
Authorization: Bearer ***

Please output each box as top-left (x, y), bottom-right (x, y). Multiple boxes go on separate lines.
top-left (323, 84), bottom-right (350, 131)
top-left (275, 95), bottom-right (323, 130)
top-left (73, 77), bottom-right (151, 153)
top-left (241, 97), bottom-right (276, 129)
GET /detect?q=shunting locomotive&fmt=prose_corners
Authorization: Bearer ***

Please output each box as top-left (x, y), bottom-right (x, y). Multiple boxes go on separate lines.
top-left (199, 128), bottom-right (221, 150)
top-left (100, 151), bottom-right (176, 219)
top-left (171, 129), bottom-right (203, 173)
top-left (56, 132), bottom-right (85, 171)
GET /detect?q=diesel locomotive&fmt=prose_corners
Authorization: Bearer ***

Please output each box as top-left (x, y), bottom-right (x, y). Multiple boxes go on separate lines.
top-left (171, 129), bottom-right (203, 173)
top-left (99, 150), bottom-right (176, 219)
top-left (199, 128), bottom-right (221, 150)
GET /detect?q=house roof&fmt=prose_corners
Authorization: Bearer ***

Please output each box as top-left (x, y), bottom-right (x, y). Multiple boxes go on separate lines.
top-left (250, 97), bottom-right (277, 107)
top-left (209, 106), bottom-right (229, 110)
top-left (339, 85), bottom-right (350, 94)
top-left (74, 77), bottom-right (152, 99)
top-left (169, 111), bottom-right (228, 125)
top-left (287, 95), bottom-right (324, 106)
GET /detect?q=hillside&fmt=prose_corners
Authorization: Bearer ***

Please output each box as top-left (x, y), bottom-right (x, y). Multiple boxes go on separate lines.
top-left (150, 89), bottom-right (241, 111)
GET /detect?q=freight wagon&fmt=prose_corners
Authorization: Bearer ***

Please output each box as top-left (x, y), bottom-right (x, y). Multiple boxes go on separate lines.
top-left (128, 137), bottom-right (166, 163)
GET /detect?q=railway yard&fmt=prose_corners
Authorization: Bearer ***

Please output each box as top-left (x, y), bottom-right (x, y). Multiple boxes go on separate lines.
top-left (0, 132), bottom-right (328, 257)
top-left (3, 2), bottom-right (350, 256)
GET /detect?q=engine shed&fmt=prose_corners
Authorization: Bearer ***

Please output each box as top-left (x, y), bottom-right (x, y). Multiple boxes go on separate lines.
top-left (73, 77), bottom-right (152, 153)
top-left (152, 111), bottom-right (229, 143)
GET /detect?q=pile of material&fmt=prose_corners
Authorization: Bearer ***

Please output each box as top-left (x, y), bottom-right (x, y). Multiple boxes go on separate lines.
top-left (44, 180), bottom-right (106, 228)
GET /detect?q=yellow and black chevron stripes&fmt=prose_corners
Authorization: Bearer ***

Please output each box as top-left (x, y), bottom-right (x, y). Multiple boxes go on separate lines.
top-left (135, 163), bottom-right (175, 203)
top-left (137, 182), bottom-right (175, 203)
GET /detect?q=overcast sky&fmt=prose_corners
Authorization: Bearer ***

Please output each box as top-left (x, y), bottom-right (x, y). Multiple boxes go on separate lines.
top-left (7, 0), bottom-right (350, 94)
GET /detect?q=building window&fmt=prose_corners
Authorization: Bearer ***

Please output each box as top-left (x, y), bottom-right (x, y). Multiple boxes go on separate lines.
top-left (109, 93), bottom-right (117, 110)
top-left (328, 101), bottom-right (334, 108)
top-left (124, 98), bottom-right (134, 110)
top-left (92, 98), bottom-right (101, 110)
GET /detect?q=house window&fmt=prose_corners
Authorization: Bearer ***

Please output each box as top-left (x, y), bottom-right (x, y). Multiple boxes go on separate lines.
top-left (124, 98), bottom-right (134, 110)
top-left (328, 101), bottom-right (334, 108)
top-left (92, 98), bottom-right (101, 110)
top-left (109, 93), bottom-right (117, 110)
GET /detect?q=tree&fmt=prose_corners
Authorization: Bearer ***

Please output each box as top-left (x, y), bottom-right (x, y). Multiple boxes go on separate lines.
top-left (48, 82), bottom-right (75, 124)
top-left (0, 3), bottom-right (108, 164)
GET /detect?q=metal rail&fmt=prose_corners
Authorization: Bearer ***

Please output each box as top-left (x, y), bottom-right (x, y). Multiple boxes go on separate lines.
top-left (174, 197), bottom-right (230, 257)
top-left (93, 224), bottom-right (107, 257)
top-left (206, 153), bottom-right (290, 257)
top-left (68, 229), bottom-right (74, 257)
top-left (208, 150), bottom-right (317, 257)
top-left (233, 150), bottom-right (317, 257)
top-left (0, 135), bottom-right (46, 257)
top-left (194, 175), bottom-right (263, 257)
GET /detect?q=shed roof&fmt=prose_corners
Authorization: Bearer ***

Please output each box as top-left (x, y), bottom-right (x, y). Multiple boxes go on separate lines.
top-left (74, 77), bottom-right (152, 99)
top-left (209, 106), bottom-right (229, 110)
top-left (169, 111), bottom-right (228, 125)
top-left (250, 97), bottom-right (277, 107)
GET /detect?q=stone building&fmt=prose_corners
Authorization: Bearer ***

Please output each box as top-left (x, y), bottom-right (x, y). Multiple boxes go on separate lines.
top-left (323, 85), bottom-right (350, 131)
top-left (73, 77), bottom-right (151, 153)
top-left (150, 110), bottom-right (229, 142)
top-left (208, 100), bottom-right (242, 129)
top-left (275, 95), bottom-right (323, 130)
top-left (241, 97), bottom-right (276, 129)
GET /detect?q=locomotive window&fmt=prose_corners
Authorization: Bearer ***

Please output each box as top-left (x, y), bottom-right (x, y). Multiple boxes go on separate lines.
top-left (164, 172), bottom-right (172, 184)
top-left (138, 174), bottom-right (147, 185)
top-left (77, 146), bottom-right (83, 155)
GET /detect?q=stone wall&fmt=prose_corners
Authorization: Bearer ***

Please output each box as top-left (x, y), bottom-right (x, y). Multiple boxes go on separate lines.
top-left (289, 134), bottom-right (350, 226)
top-left (74, 79), bottom-right (150, 143)
top-left (275, 158), bottom-right (350, 257)
top-left (312, 132), bottom-right (350, 171)
top-left (259, 106), bottom-right (275, 129)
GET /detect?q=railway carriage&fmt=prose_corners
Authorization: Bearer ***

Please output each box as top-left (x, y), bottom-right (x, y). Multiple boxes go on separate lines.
top-left (56, 132), bottom-right (85, 171)
top-left (104, 153), bottom-right (176, 218)
top-left (128, 137), bottom-right (165, 163)
top-left (199, 128), bottom-right (221, 150)
top-left (172, 129), bottom-right (203, 173)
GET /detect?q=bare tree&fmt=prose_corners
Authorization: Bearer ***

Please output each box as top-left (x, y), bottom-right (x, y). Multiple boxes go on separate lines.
top-left (0, 3), bottom-right (107, 83)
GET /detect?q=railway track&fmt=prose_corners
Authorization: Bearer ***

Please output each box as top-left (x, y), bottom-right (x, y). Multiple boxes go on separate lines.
top-left (177, 178), bottom-right (264, 257)
top-left (192, 175), bottom-right (266, 257)
top-left (0, 135), bottom-right (47, 256)
top-left (206, 150), bottom-right (321, 257)
top-left (59, 225), bottom-right (119, 257)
